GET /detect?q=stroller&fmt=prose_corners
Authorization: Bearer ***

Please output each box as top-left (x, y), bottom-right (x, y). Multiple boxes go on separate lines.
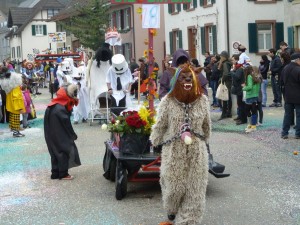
top-left (88, 92), bottom-right (111, 126)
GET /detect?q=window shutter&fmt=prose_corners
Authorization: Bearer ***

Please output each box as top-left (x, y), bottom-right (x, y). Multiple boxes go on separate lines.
top-left (193, 0), bottom-right (197, 8)
top-left (169, 31), bottom-right (173, 54)
top-left (128, 8), bottom-right (131, 30)
top-left (168, 4), bottom-right (172, 14)
top-left (43, 25), bottom-right (47, 35)
top-left (120, 10), bottom-right (124, 30)
top-left (212, 25), bottom-right (217, 54)
top-left (275, 22), bottom-right (284, 49)
top-left (287, 26), bottom-right (294, 48)
top-left (200, 0), bottom-right (204, 6)
top-left (211, 0), bottom-right (216, 4)
top-left (183, 4), bottom-right (187, 10)
top-left (32, 25), bottom-right (36, 36)
top-left (179, 30), bottom-right (183, 49)
top-left (248, 23), bottom-right (258, 53)
top-left (177, 4), bottom-right (181, 12)
top-left (201, 26), bottom-right (206, 54)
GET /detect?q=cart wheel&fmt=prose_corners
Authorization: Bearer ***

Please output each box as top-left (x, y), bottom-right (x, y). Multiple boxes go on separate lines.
top-left (115, 165), bottom-right (127, 200)
top-left (109, 157), bottom-right (117, 182)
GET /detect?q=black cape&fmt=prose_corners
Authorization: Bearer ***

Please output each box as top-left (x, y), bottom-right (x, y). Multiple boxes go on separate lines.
top-left (44, 104), bottom-right (81, 169)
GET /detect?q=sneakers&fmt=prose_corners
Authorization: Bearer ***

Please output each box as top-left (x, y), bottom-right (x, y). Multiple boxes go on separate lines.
top-left (281, 135), bottom-right (288, 139)
top-left (245, 125), bottom-right (256, 133)
top-left (276, 103), bottom-right (282, 107)
top-left (13, 131), bottom-right (25, 137)
top-left (60, 175), bottom-right (74, 180)
top-left (269, 103), bottom-right (277, 107)
top-left (244, 124), bottom-right (251, 131)
top-left (256, 122), bottom-right (263, 127)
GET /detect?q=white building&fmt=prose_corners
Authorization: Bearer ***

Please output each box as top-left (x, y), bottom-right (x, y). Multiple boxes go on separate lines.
top-left (164, 0), bottom-right (288, 66)
top-left (5, 0), bottom-right (67, 62)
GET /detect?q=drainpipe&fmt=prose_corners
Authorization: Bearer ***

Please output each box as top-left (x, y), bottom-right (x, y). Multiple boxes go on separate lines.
top-left (131, 4), bottom-right (136, 60)
top-left (226, 0), bottom-right (230, 54)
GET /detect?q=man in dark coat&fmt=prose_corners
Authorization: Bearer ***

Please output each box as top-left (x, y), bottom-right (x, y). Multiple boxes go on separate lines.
top-left (281, 53), bottom-right (300, 139)
top-left (44, 84), bottom-right (81, 180)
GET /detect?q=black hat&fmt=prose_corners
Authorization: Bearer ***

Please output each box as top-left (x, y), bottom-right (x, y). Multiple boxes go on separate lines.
top-left (291, 53), bottom-right (300, 61)
top-left (220, 51), bottom-right (229, 59)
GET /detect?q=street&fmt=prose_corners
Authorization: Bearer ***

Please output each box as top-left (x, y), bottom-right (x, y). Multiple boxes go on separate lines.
top-left (0, 87), bottom-right (299, 225)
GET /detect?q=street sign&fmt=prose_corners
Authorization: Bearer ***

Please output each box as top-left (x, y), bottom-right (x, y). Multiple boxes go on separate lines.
top-left (111, 0), bottom-right (190, 4)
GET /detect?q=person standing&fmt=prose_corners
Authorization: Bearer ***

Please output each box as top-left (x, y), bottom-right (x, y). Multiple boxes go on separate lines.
top-left (158, 58), bottom-right (173, 100)
top-left (210, 55), bottom-right (221, 107)
top-left (218, 51), bottom-right (232, 120)
top-left (280, 53), bottom-right (300, 139)
top-left (268, 48), bottom-right (283, 107)
top-left (44, 84), bottom-right (81, 180)
top-left (231, 54), bottom-right (247, 125)
top-left (259, 55), bottom-right (270, 107)
top-left (0, 68), bottom-right (25, 137)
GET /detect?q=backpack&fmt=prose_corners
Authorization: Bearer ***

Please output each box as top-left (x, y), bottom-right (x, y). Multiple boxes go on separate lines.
top-left (251, 73), bottom-right (262, 84)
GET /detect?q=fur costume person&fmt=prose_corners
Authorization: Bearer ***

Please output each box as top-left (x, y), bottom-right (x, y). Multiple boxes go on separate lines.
top-left (150, 64), bottom-right (211, 225)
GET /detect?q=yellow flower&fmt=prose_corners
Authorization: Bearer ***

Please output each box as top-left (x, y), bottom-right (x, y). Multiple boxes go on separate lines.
top-left (138, 106), bottom-right (151, 124)
top-left (136, 7), bottom-right (142, 14)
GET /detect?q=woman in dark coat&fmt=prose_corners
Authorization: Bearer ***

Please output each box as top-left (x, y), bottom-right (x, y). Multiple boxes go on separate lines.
top-left (259, 55), bottom-right (270, 107)
top-left (44, 84), bottom-right (81, 180)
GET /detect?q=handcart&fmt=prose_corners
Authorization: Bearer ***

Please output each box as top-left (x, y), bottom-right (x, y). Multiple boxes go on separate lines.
top-left (103, 140), bottom-right (161, 200)
top-left (88, 92), bottom-right (111, 126)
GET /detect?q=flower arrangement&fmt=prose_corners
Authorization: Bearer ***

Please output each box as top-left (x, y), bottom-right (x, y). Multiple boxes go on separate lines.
top-left (102, 106), bottom-right (155, 136)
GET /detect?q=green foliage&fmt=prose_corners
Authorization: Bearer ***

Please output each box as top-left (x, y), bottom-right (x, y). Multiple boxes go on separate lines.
top-left (59, 0), bottom-right (110, 50)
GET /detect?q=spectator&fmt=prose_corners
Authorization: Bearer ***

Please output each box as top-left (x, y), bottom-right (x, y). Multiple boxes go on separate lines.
top-left (258, 55), bottom-right (270, 107)
top-left (218, 51), bottom-right (232, 120)
top-left (158, 58), bottom-right (173, 99)
top-left (280, 53), bottom-right (300, 139)
top-left (231, 54), bottom-right (247, 125)
top-left (268, 48), bottom-right (283, 107)
top-left (209, 55), bottom-right (221, 107)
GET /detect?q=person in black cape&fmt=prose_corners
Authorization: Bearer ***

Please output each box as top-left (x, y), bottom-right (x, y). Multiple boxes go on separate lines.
top-left (44, 84), bottom-right (81, 180)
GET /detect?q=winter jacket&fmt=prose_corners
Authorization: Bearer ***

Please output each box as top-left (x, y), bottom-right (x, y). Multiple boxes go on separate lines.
top-left (281, 62), bottom-right (300, 104)
top-left (242, 75), bottom-right (260, 99)
top-left (220, 60), bottom-right (232, 90)
top-left (270, 56), bottom-right (282, 76)
top-left (231, 67), bottom-right (245, 96)
top-left (259, 60), bottom-right (270, 80)
top-left (210, 62), bottom-right (221, 81)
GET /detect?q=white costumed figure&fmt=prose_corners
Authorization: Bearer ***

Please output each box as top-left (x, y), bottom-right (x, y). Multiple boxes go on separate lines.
top-left (72, 67), bottom-right (90, 124)
top-left (86, 43), bottom-right (112, 108)
top-left (56, 58), bottom-right (73, 87)
top-left (106, 54), bottom-right (133, 108)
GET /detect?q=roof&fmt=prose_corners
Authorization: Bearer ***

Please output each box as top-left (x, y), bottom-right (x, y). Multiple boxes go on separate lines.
top-left (51, 0), bottom-right (109, 21)
top-left (7, 0), bottom-right (67, 36)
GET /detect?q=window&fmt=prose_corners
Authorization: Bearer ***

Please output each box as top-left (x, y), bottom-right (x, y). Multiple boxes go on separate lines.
top-left (200, 0), bottom-right (215, 7)
top-left (257, 24), bottom-right (272, 51)
top-left (32, 25), bottom-right (47, 36)
top-left (168, 4), bottom-right (181, 14)
top-left (248, 21), bottom-right (283, 53)
top-left (110, 8), bottom-right (131, 31)
top-left (201, 25), bottom-right (217, 54)
top-left (183, 0), bottom-right (197, 10)
top-left (17, 46), bottom-right (21, 58)
top-left (47, 9), bottom-right (59, 19)
top-left (11, 47), bottom-right (15, 58)
top-left (122, 43), bottom-right (132, 62)
top-left (169, 29), bottom-right (183, 54)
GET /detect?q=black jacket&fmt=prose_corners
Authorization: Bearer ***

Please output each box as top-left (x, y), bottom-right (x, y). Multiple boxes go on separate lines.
top-left (259, 60), bottom-right (270, 80)
top-left (231, 67), bottom-right (245, 96)
top-left (270, 56), bottom-right (282, 76)
top-left (281, 62), bottom-right (300, 104)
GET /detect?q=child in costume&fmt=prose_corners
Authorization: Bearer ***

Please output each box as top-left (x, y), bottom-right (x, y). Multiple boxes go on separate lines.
top-left (0, 68), bottom-right (26, 137)
top-left (44, 84), bottom-right (81, 180)
top-left (150, 64), bottom-right (211, 225)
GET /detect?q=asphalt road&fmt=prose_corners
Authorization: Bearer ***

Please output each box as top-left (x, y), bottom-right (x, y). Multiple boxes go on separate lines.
top-left (0, 87), bottom-right (299, 225)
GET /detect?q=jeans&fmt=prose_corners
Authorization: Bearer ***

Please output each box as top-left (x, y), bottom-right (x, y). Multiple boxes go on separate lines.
top-left (261, 79), bottom-right (268, 105)
top-left (22, 113), bottom-right (28, 128)
top-left (271, 75), bottom-right (281, 104)
top-left (281, 103), bottom-right (300, 137)
top-left (210, 80), bottom-right (218, 105)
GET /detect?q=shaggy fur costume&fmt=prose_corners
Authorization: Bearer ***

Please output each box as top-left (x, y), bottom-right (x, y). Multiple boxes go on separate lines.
top-left (150, 66), bottom-right (211, 225)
